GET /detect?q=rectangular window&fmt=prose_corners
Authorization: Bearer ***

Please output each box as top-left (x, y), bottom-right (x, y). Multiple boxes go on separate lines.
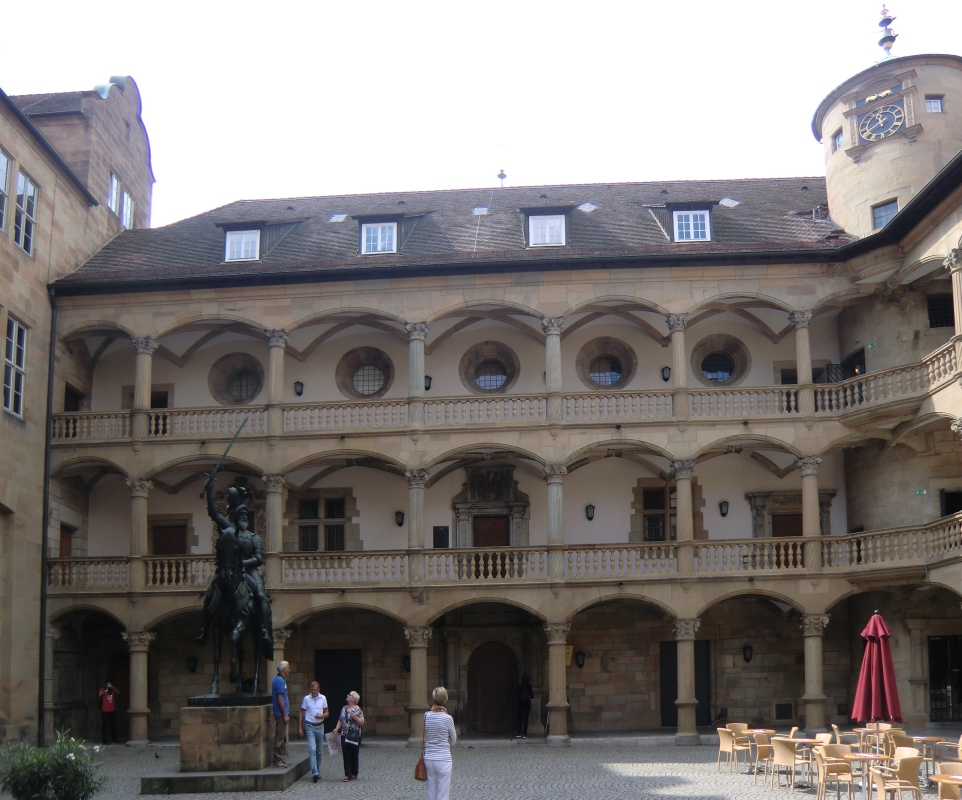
top-left (928, 293), bottom-right (955, 328)
top-left (528, 215), bottom-right (566, 247)
top-left (120, 190), bottom-right (134, 229)
top-left (673, 210), bottom-right (711, 241)
top-left (325, 525), bottom-right (345, 551)
top-left (225, 230), bottom-right (260, 261)
top-left (14, 171), bottom-right (38, 254)
top-left (4, 317), bottom-right (27, 416)
top-left (641, 485), bottom-right (677, 543)
top-left (297, 496), bottom-right (347, 551)
top-left (361, 222), bottom-right (397, 253)
top-left (107, 173), bottom-right (120, 213)
top-left (833, 129), bottom-right (844, 151)
top-left (872, 199), bottom-right (898, 229)
top-left (0, 149), bottom-right (10, 231)
top-left (926, 96), bottom-right (944, 113)
top-left (299, 525), bottom-right (319, 552)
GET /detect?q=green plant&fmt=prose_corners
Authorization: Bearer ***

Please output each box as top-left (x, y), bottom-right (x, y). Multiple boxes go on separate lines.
top-left (0, 730), bottom-right (106, 800)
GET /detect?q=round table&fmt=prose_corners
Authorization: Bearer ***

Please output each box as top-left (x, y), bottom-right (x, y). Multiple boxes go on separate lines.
top-left (912, 737), bottom-right (943, 779)
top-left (750, 729), bottom-right (776, 734)
top-left (843, 753), bottom-right (888, 800)
top-left (931, 774), bottom-right (962, 785)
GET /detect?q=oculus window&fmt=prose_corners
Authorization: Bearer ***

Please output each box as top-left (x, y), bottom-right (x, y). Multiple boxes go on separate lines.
top-left (473, 359), bottom-right (508, 391)
top-left (673, 210), bottom-right (710, 241)
top-left (588, 355), bottom-right (622, 386)
top-left (361, 222), bottom-right (397, 254)
top-left (336, 347), bottom-right (394, 399)
top-left (528, 214), bottom-right (565, 247)
top-left (872, 199), bottom-right (898, 230)
top-left (701, 352), bottom-right (735, 382)
top-left (225, 230), bottom-right (260, 261)
top-left (352, 364), bottom-right (386, 396)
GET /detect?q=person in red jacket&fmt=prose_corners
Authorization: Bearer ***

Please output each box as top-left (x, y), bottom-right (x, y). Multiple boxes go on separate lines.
top-left (98, 682), bottom-right (120, 744)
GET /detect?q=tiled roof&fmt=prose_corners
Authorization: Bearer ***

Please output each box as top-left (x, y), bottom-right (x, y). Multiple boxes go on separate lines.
top-left (10, 91), bottom-right (87, 116)
top-left (60, 178), bottom-right (850, 287)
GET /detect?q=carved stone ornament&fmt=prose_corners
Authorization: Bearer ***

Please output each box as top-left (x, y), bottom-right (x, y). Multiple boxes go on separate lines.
top-left (543, 622), bottom-right (571, 644)
top-left (673, 618), bottom-right (701, 640)
top-left (272, 628), bottom-right (293, 646)
top-left (541, 317), bottom-right (564, 336)
top-left (405, 322), bottom-right (429, 341)
top-left (797, 456), bottom-right (823, 476)
top-left (405, 469), bottom-right (429, 489)
top-left (952, 418), bottom-right (962, 438)
top-left (125, 478), bottom-right (154, 497)
top-left (671, 460), bottom-right (696, 481)
top-left (789, 310), bottom-right (812, 329)
top-left (944, 249), bottom-right (961, 274)
top-left (666, 313), bottom-right (688, 332)
top-left (404, 626), bottom-right (434, 647)
top-left (543, 464), bottom-right (568, 483)
top-left (265, 329), bottom-right (289, 348)
top-left (800, 614), bottom-right (830, 636)
top-left (262, 474), bottom-right (286, 492)
top-left (121, 631), bottom-right (157, 650)
top-left (130, 336), bottom-right (159, 355)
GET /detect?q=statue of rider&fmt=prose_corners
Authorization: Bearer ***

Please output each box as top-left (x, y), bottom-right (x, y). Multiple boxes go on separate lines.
top-left (196, 484), bottom-right (274, 657)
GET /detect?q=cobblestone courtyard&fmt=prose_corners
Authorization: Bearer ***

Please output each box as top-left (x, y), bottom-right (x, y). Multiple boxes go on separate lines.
top-left (7, 739), bottom-right (947, 800)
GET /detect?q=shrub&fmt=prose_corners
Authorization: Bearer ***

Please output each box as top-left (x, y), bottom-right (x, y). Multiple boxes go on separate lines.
top-left (0, 730), bottom-right (106, 800)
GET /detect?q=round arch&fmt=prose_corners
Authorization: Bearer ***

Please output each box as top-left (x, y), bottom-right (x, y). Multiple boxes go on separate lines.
top-left (566, 438), bottom-right (674, 466)
top-left (428, 442), bottom-right (547, 470)
top-left (561, 295), bottom-right (670, 318)
top-left (696, 588), bottom-right (805, 618)
top-left (427, 299), bottom-right (543, 325)
top-left (280, 602), bottom-right (410, 629)
top-left (153, 314), bottom-right (269, 340)
top-left (143, 605), bottom-right (204, 631)
top-left (59, 320), bottom-right (135, 343)
top-left (282, 449), bottom-right (407, 476)
top-left (568, 592), bottom-right (677, 622)
top-left (50, 603), bottom-right (128, 629)
top-left (145, 454), bottom-right (266, 481)
top-left (692, 434), bottom-right (802, 461)
top-left (425, 596), bottom-right (547, 626)
top-left (289, 307), bottom-right (408, 332)
top-left (685, 292), bottom-right (794, 316)
top-left (52, 456), bottom-right (128, 481)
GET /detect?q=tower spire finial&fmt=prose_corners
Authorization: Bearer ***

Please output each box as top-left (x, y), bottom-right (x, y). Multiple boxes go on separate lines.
top-left (878, 5), bottom-right (897, 60)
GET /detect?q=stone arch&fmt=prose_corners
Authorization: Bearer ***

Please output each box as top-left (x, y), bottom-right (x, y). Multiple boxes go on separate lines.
top-left (427, 299), bottom-right (543, 325)
top-left (51, 456), bottom-right (128, 481)
top-left (281, 602), bottom-right (410, 629)
top-left (50, 603), bottom-right (128, 629)
top-left (153, 314), bottom-right (269, 340)
top-left (425, 596), bottom-right (547, 626)
top-left (282, 449), bottom-right (407, 476)
top-left (59, 320), bottom-right (135, 342)
top-left (692, 434), bottom-right (802, 461)
top-left (145, 454), bottom-right (265, 482)
top-left (695, 588), bottom-right (806, 618)
top-left (562, 295), bottom-right (670, 318)
top-left (427, 442), bottom-right (547, 471)
top-left (143, 605), bottom-right (205, 632)
top-left (568, 592), bottom-right (677, 622)
top-left (289, 307), bottom-right (407, 331)
top-left (686, 292), bottom-right (794, 316)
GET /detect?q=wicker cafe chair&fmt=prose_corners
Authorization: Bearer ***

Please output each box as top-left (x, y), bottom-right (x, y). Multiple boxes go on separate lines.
top-left (865, 723), bottom-right (896, 751)
top-left (813, 748), bottom-right (855, 800)
top-left (870, 761), bottom-right (923, 800)
top-left (772, 736), bottom-right (807, 790)
top-left (753, 733), bottom-right (774, 785)
top-left (727, 722), bottom-right (749, 735)
top-left (833, 724), bottom-right (861, 746)
top-left (936, 736), bottom-right (962, 767)
top-left (717, 727), bottom-right (752, 773)
top-left (874, 754), bottom-right (923, 794)
top-left (934, 762), bottom-right (962, 800)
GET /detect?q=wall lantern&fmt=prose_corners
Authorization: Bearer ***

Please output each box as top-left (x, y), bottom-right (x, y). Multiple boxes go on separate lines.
top-left (424, 375), bottom-right (433, 391)
top-left (719, 500), bottom-right (730, 517)
top-left (293, 381), bottom-right (304, 396)
top-left (575, 651), bottom-right (586, 668)
top-left (395, 511), bottom-right (405, 527)
top-left (585, 504), bottom-right (595, 521)
top-left (661, 366), bottom-right (671, 382)
top-left (186, 656), bottom-right (198, 673)
top-left (742, 645), bottom-right (753, 663)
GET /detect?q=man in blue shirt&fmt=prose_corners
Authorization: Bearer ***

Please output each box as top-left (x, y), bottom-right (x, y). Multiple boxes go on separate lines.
top-left (272, 661), bottom-right (292, 768)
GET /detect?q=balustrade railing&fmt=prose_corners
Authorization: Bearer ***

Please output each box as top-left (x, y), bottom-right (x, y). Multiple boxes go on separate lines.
top-left (47, 558), bottom-right (128, 589)
top-left (147, 408), bottom-right (266, 438)
top-left (144, 556), bottom-right (214, 587)
top-left (285, 401), bottom-right (408, 432)
top-left (51, 412), bottom-right (130, 441)
top-left (562, 392), bottom-right (673, 421)
top-left (689, 388), bottom-right (798, 417)
top-left (565, 544), bottom-right (677, 577)
top-left (424, 396), bottom-right (546, 426)
top-left (282, 552), bottom-right (408, 584)
top-left (821, 513), bottom-right (962, 568)
top-left (695, 539), bottom-right (806, 573)
top-left (424, 548), bottom-right (547, 581)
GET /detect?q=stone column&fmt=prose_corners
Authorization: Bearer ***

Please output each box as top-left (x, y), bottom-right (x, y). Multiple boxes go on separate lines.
top-left (672, 460), bottom-right (696, 575)
top-left (542, 317), bottom-right (564, 422)
top-left (405, 469), bottom-right (428, 584)
top-left (798, 456), bottom-right (823, 569)
top-left (122, 631), bottom-right (156, 745)
top-left (269, 628), bottom-right (292, 678)
top-left (666, 314), bottom-right (689, 419)
top-left (544, 622), bottom-right (571, 746)
top-left (130, 337), bottom-right (158, 441)
top-left (905, 619), bottom-right (929, 728)
top-left (405, 626), bottom-right (433, 745)
top-left (674, 618), bottom-right (701, 744)
top-left (544, 465), bottom-right (567, 579)
top-left (126, 478), bottom-right (153, 591)
top-left (945, 249), bottom-right (962, 337)
top-left (801, 614), bottom-right (830, 731)
top-left (405, 323), bottom-right (429, 426)
top-left (790, 311), bottom-right (815, 415)
top-left (262, 474), bottom-right (285, 587)
top-left (265, 329), bottom-right (288, 436)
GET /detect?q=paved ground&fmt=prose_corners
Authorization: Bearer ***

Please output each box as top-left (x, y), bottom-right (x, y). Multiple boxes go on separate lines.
top-left (5, 737), bottom-right (947, 800)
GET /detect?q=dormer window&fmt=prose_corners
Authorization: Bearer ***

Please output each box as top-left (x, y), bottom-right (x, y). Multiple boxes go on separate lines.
top-left (225, 230), bottom-right (261, 261)
top-left (361, 222), bottom-right (397, 254)
top-left (529, 214), bottom-right (565, 247)
top-left (673, 210), bottom-right (711, 241)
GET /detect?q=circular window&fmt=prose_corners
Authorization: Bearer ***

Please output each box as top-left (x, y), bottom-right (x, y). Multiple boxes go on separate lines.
top-left (352, 364), bottom-right (385, 395)
top-left (474, 360), bottom-right (508, 390)
top-left (701, 352), bottom-right (735, 382)
top-left (335, 347), bottom-right (394, 399)
top-left (575, 338), bottom-right (636, 390)
top-left (588, 355), bottom-right (623, 386)
top-left (227, 369), bottom-right (258, 402)
top-left (458, 342), bottom-right (520, 395)
top-left (208, 353), bottom-right (265, 406)
top-left (690, 334), bottom-right (750, 387)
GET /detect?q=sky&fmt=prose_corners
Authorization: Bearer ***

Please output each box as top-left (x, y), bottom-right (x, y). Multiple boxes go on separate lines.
top-left (1, 0), bottom-right (961, 227)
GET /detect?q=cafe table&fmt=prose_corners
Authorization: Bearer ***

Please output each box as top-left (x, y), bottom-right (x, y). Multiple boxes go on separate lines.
top-left (781, 739), bottom-right (820, 788)
top-left (743, 729), bottom-right (777, 773)
top-left (843, 752), bottom-right (888, 800)
top-left (911, 736), bottom-right (943, 779)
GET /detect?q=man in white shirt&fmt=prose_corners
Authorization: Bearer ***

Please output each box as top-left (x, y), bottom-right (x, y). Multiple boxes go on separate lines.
top-left (299, 681), bottom-right (329, 782)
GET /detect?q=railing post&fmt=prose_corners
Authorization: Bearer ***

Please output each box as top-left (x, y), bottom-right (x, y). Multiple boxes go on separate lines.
top-left (262, 473), bottom-right (286, 587)
top-left (542, 317), bottom-right (564, 422)
top-left (801, 614), bottom-right (830, 731)
top-left (405, 323), bottom-right (429, 428)
top-left (265, 330), bottom-right (288, 437)
top-left (130, 337), bottom-right (158, 443)
top-left (671, 460), bottom-right (696, 574)
top-left (790, 311), bottom-right (815, 416)
top-left (666, 314), bottom-right (689, 419)
top-left (405, 469), bottom-right (428, 584)
top-left (673, 618), bottom-right (701, 744)
top-left (126, 478), bottom-right (153, 590)
top-left (404, 626), bottom-right (433, 746)
top-left (544, 465), bottom-right (567, 579)
top-left (544, 622), bottom-right (571, 746)
top-left (798, 456), bottom-right (823, 570)
top-left (122, 631), bottom-right (156, 744)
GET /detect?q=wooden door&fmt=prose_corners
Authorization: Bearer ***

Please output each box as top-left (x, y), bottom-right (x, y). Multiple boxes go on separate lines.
top-left (473, 516), bottom-right (510, 547)
top-left (467, 642), bottom-right (518, 733)
top-left (771, 514), bottom-right (803, 537)
top-left (152, 525), bottom-right (188, 555)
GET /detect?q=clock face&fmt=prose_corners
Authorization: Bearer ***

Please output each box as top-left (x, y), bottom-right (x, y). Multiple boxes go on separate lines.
top-left (858, 103), bottom-right (905, 143)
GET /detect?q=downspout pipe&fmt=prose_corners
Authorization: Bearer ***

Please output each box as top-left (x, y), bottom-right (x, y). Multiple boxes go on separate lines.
top-left (38, 286), bottom-right (57, 745)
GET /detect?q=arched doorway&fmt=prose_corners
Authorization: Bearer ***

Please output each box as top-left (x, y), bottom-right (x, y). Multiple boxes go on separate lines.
top-left (467, 641), bottom-right (518, 733)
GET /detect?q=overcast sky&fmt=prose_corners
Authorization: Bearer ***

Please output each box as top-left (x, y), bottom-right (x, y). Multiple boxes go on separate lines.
top-left (2, 1), bottom-right (960, 227)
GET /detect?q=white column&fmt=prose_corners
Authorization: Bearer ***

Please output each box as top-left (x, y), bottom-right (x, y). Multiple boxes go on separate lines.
top-left (406, 323), bottom-right (429, 426)
top-left (666, 314), bottom-right (688, 419)
top-left (790, 311), bottom-right (814, 415)
top-left (945, 250), bottom-right (962, 336)
top-left (405, 469), bottom-right (428, 583)
top-left (542, 317), bottom-right (564, 421)
top-left (405, 626), bottom-right (433, 745)
top-left (122, 631), bottom-right (156, 745)
top-left (262, 474), bottom-right (285, 587)
top-left (265, 329), bottom-right (288, 436)
top-left (130, 337), bottom-right (158, 441)
top-left (674, 618), bottom-right (700, 744)
top-left (798, 456), bottom-right (823, 569)
top-left (544, 465), bottom-right (566, 579)
top-left (672, 460), bottom-right (696, 575)
top-left (125, 478), bottom-right (153, 591)
top-left (801, 614), bottom-right (830, 731)
top-left (544, 622), bottom-right (571, 746)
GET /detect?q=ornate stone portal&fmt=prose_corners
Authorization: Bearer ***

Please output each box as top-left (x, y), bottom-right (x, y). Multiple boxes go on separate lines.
top-left (745, 491), bottom-right (836, 538)
top-left (453, 466), bottom-right (529, 547)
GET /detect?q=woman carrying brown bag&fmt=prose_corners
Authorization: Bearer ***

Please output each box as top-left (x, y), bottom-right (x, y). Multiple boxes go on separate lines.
top-left (423, 687), bottom-right (457, 800)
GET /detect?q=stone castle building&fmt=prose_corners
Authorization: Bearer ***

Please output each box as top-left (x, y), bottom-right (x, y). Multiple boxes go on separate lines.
top-left (5, 49), bottom-right (962, 746)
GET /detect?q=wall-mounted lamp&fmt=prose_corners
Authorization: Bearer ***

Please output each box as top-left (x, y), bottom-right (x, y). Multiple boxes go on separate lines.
top-left (575, 651), bottom-right (586, 668)
top-left (742, 644), bottom-right (753, 663)
top-left (293, 381), bottom-right (304, 396)
top-left (719, 500), bottom-right (730, 517)
top-left (585, 504), bottom-right (595, 521)
top-left (395, 511), bottom-right (405, 527)
top-left (661, 366), bottom-right (671, 382)
top-left (186, 656), bottom-right (198, 673)
top-left (424, 375), bottom-right (433, 391)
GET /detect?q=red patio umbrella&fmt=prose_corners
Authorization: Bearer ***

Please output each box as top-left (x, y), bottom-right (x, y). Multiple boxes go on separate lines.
top-left (851, 610), bottom-right (901, 751)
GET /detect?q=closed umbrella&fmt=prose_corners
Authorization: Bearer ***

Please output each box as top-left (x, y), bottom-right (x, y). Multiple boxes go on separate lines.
top-left (850, 610), bottom-right (901, 752)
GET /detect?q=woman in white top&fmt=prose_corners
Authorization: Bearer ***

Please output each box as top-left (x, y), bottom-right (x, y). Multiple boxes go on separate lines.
top-left (423, 686), bottom-right (457, 800)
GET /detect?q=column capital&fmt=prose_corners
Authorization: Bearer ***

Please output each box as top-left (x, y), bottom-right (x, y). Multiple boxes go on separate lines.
top-left (404, 626), bottom-right (433, 647)
top-left (405, 322), bottom-right (429, 341)
top-left (789, 310), bottom-right (812, 329)
top-left (666, 313), bottom-right (688, 332)
top-left (670, 460), bottom-right (696, 480)
top-left (541, 317), bottom-right (564, 336)
top-left (405, 468), bottom-right (429, 489)
top-left (905, 618), bottom-right (928, 632)
top-left (944, 248), bottom-right (961, 274)
top-left (951, 418), bottom-right (962, 438)
top-left (543, 464), bottom-right (567, 483)
top-left (121, 631), bottom-right (157, 651)
top-left (265, 329), bottom-right (289, 348)
top-left (796, 455), bottom-right (823, 476)
top-left (272, 628), bottom-right (293, 646)
top-left (125, 478), bottom-right (154, 497)
top-left (673, 618), bottom-right (701, 640)
top-left (800, 614), bottom-right (830, 636)
top-left (130, 336), bottom-right (158, 355)
top-left (262, 473), bottom-right (286, 492)
top-left (543, 622), bottom-right (571, 644)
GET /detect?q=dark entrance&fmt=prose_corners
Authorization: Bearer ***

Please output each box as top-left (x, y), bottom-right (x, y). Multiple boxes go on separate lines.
top-left (659, 640), bottom-right (711, 727)
top-left (108, 653), bottom-right (131, 742)
top-left (152, 525), bottom-right (188, 555)
top-left (929, 636), bottom-right (962, 721)
top-left (771, 514), bottom-right (803, 537)
top-left (474, 516), bottom-right (510, 547)
top-left (467, 641), bottom-right (518, 733)
top-left (315, 649), bottom-right (362, 733)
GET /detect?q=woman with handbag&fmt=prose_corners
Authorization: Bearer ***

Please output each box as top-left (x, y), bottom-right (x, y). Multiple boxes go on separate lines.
top-left (332, 691), bottom-right (364, 782)
top-left (423, 687), bottom-right (457, 800)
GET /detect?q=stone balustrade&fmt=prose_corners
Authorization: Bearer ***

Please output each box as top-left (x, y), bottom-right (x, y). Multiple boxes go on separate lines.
top-left (688, 388), bottom-right (798, 417)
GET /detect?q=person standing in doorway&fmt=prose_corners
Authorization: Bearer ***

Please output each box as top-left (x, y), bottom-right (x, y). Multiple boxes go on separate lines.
top-left (272, 661), bottom-right (292, 768)
top-left (299, 681), bottom-right (328, 783)
top-left (332, 691), bottom-right (364, 781)
top-left (516, 674), bottom-right (533, 739)
top-left (424, 686), bottom-right (457, 800)
top-left (98, 682), bottom-right (119, 744)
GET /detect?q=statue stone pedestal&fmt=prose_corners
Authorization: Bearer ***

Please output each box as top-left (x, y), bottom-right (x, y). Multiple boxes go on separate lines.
top-left (179, 694), bottom-right (273, 772)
